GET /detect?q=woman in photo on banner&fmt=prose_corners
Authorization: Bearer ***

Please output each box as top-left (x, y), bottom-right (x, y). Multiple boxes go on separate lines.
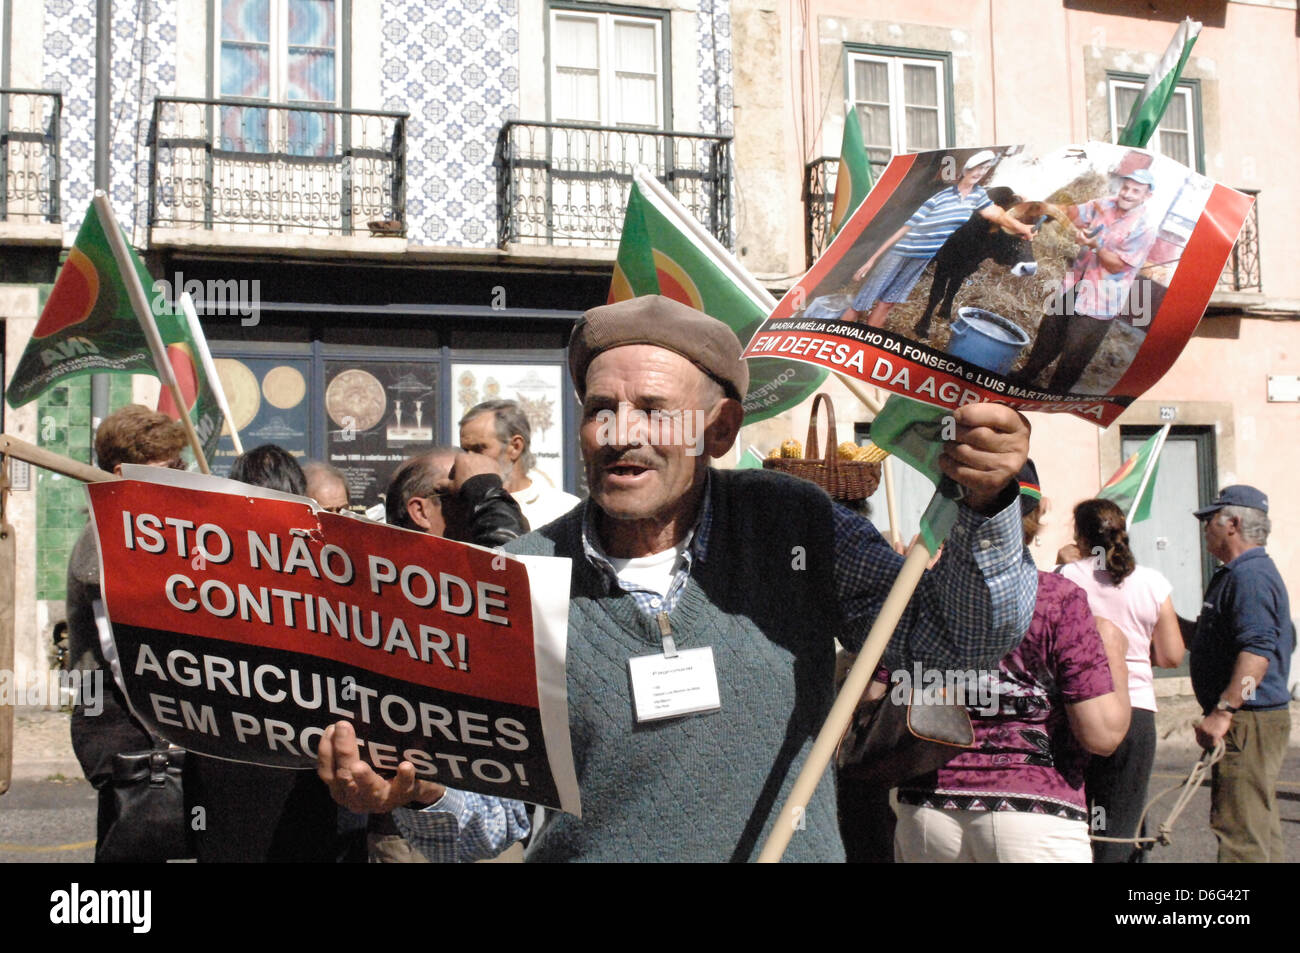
top-left (840, 150), bottom-right (1035, 327)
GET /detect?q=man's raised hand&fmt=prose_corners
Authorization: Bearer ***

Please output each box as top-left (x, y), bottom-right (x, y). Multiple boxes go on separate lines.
top-left (316, 721), bottom-right (445, 813)
top-left (939, 403), bottom-right (1030, 515)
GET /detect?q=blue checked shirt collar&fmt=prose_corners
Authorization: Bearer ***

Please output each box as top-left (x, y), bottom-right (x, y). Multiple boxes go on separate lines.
top-left (580, 472), bottom-right (714, 616)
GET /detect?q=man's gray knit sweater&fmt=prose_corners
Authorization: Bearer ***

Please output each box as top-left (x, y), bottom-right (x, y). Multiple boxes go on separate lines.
top-left (508, 468), bottom-right (868, 862)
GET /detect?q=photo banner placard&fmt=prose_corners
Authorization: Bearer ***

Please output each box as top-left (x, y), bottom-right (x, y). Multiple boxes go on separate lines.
top-left (743, 142), bottom-right (1253, 426)
top-left (86, 469), bottom-right (580, 816)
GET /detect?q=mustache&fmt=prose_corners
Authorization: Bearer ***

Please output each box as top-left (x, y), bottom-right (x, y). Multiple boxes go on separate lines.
top-left (594, 448), bottom-right (664, 470)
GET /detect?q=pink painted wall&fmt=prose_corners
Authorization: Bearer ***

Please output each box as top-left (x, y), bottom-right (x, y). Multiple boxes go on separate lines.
top-left (742, 0), bottom-right (1300, 598)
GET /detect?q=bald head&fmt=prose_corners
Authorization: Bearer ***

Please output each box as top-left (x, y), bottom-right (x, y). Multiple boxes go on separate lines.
top-left (303, 461), bottom-right (351, 512)
top-left (385, 448), bottom-right (458, 532)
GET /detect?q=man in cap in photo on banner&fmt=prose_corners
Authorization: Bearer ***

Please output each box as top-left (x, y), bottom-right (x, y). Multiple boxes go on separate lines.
top-left (1184, 485), bottom-right (1294, 863)
top-left (318, 295), bottom-right (1039, 862)
top-left (1014, 167), bottom-right (1158, 394)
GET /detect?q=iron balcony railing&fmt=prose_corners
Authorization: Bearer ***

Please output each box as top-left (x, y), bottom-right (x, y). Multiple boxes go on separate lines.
top-left (496, 120), bottom-right (733, 249)
top-left (147, 97), bottom-right (407, 237)
top-left (804, 156), bottom-right (837, 266)
top-left (808, 158), bottom-right (1263, 294)
top-left (0, 88), bottom-right (62, 224)
top-left (1218, 188), bottom-right (1260, 293)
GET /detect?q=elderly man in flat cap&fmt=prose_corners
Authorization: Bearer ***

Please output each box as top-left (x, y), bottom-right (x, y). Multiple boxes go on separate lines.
top-left (318, 296), bottom-right (1037, 862)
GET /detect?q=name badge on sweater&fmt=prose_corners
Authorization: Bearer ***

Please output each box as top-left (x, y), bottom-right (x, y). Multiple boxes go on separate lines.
top-left (628, 648), bottom-right (721, 722)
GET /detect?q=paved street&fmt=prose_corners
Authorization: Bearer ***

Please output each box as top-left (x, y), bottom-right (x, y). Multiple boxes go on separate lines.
top-left (1146, 739), bottom-right (1300, 863)
top-left (3, 703), bottom-right (1298, 863)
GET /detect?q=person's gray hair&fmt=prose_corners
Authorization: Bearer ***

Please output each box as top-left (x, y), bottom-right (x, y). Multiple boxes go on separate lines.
top-left (460, 399), bottom-right (535, 473)
top-left (1218, 504), bottom-right (1270, 544)
top-left (385, 447), bottom-right (457, 529)
top-left (302, 460), bottom-right (351, 504)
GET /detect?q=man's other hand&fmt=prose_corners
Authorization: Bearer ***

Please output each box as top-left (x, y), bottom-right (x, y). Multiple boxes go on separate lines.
top-left (437, 451), bottom-right (504, 496)
top-left (1194, 709), bottom-right (1233, 752)
top-left (317, 722), bottom-right (446, 813)
top-left (939, 403), bottom-right (1030, 515)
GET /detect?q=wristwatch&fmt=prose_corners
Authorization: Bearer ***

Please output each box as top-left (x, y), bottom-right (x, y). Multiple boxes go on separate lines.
top-left (1214, 699), bottom-right (1241, 714)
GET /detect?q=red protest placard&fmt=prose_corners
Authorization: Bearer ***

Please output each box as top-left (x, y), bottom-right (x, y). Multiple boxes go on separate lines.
top-left (86, 473), bottom-right (579, 814)
top-left (743, 142), bottom-right (1253, 426)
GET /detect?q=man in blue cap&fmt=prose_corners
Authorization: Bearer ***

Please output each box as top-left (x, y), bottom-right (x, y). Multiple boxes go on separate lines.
top-left (1013, 167), bottom-right (1157, 394)
top-left (1185, 485), bottom-right (1294, 862)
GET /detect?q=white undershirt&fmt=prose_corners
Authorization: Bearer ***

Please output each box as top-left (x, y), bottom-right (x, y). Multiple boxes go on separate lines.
top-left (608, 543), bottom-right (687, 599)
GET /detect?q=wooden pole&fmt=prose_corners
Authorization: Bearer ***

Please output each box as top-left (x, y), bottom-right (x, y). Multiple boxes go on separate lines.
top-left (0, 435), bottom-right (117, 483)
top-left (757, 542), bottom-right (931, 862)
top-left (92, 192), bottom-right (210, 473)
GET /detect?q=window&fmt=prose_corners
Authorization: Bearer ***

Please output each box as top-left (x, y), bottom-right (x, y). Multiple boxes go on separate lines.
top-left (846, 47), bottom-right (952, 173)
top-left (216, 0), bottom-right (339, 156)
top-left (1108, 75), bottom-right (1202, 172)
top-left (548, 5), bottom-right (666, 128)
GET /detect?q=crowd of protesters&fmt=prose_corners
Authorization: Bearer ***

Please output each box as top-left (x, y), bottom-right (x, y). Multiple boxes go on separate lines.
top-left (67, 299), bottom-right (1291, 863)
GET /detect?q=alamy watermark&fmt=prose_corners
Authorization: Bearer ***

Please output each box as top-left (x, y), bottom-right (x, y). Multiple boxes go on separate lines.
top-left (1043, 278), bottom-right (1152, 326)
top-left (0, 668), bottom-right (102, 715)
top-left (152, 270), bottom-right (261, 327)
top-left (888, 663), bottom-right (1000, 716)
top-left (50, 883), bottom-right (151, 933)
top-left (592, 404), bottom-right (708, 457)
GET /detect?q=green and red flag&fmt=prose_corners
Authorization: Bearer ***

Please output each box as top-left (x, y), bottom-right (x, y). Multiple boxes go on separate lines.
top-left (610, 171), bottom-right (826, 423)
top-left (1098, 424), bottom-right (1171, 524)
top-left (1118, 17), bottom-right (1202, 149)
top-left (829, 106), bottom-right (875, 237)
top-left (5, 202), bottom-right (160, 408)
top-left (155, 293), bottom-right (235, 463)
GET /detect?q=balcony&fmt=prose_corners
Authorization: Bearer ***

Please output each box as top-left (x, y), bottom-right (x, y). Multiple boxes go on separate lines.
top-left (147, 97), bottom-right (407, 238)
top-left (496, 120), bottom-right (733, 249)
top-left (1, 89), bottom-right (61, 225)
top-left (1217, 188), bottom-right (1260, 293)
top-left (807, 158), bottom-right (1264, 295)
top-left (804, 156), bottom-right (837, 266)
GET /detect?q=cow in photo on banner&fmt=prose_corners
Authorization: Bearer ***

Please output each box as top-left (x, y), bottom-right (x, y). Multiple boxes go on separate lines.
top-left (913, 187), bottom-right (1074, 339)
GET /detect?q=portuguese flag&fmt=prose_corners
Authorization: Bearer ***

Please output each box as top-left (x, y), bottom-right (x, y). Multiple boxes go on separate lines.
top-left (609, 173), bottom-right (825, 423)
top-left (5, 202), bottom-right (162, 408)
top-left (1098, 424), bottom-right (1171, 524)
top-left (829, 106), bottom-right (875, 237)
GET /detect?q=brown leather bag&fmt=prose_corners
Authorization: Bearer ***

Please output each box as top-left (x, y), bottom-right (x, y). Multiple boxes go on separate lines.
top-left (836, 690), bottom-right (976, 788)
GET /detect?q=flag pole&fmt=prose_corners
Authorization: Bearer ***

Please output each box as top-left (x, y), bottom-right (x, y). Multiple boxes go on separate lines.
top-left (634, 170), bottom-right (885, 418)
top-left (757, 541), bottom-right (931, 862)
top-left (1125, 422), bottom-right (1172, 525)
top-left (92, 192), bottom-right (210, 473)
top-left (178, 293), bottom-right (243, 456)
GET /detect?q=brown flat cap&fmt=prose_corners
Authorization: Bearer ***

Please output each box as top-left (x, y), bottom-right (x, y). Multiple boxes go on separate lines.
top-left (568, 295), bottom-right (749, 400)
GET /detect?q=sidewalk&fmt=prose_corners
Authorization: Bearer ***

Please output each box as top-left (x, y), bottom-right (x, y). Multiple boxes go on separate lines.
top-left (7, 707), bottom-right (84, 783)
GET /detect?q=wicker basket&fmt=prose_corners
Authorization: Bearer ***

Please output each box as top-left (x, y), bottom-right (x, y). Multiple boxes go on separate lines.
top-left (763, 393), bottom-right (881, 501)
